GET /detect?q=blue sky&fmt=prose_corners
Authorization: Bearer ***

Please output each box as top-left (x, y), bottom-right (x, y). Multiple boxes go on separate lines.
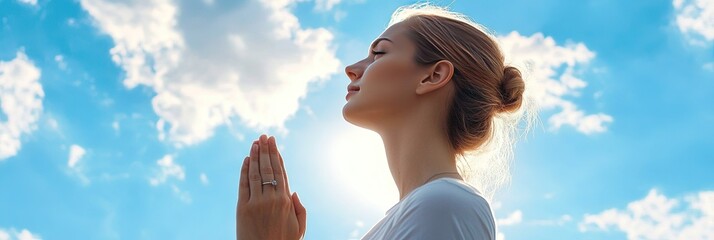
top-left (1, 0), bottom-right (713, 239)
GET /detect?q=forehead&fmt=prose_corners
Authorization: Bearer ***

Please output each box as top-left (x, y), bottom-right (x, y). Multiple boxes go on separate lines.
top-left (371, 21), bottom-right (412, 49)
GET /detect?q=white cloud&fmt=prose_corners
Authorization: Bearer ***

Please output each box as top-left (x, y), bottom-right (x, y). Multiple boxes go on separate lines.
top-left (549, 102), bottom-right (613, 134)
top-left (149, 155), bottom-right (185, 186)
top-left (46, 117), bottom-right (58, 130)
top-left (674, 0), bottom-right (714, 45)
top-left (579, 189), bottom-right (714, 240)
top-left (68, 144), bottom-right (86, 168)
top-left (79, 0), bottom-right (340, 146)
top-left (199, 172), bottom-right (209, 185)
top-left (67, 144), bottom-right (90, 185)
top-left (334, 9), bottom-right (347, 22)
top-left (147, 155), bottom-right (190, 202)
top-left (593, 90), bottom-right (603, 99)
top-left (302, 105), bottom-right (316, 119)
top-left (111, 120), bottom-right (119, 133)
top-left (315, 0), bottom-right (341, 11)
top-left (703, 62), bottom-right (714, 71)
top-left (497, 210), bottom-right (523, 226)
top-left (498, 31), bottom-right (613, 134)
top-left (531, 214), bottom-right (572, 226)
top-left (171, 184), bottom-right (191, 203)
top-left (54, 55), bottom-right (67, 70)
top-left (14, 230), bottom-right (39, 240)
top-left (348, 220), bottom-right (365, 240)
top-left (16, 0), bottom-right (37, 6)
top-left (0, 228), bottom-right (41, 240)
top-left (0, 50), bottom-right (44, 161)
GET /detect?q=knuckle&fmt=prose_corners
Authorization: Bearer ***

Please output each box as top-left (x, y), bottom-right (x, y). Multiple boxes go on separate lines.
top-left (249, 173), bottom-right (262, 181)
top-left (259, 198), bottom-right (280, 208)
top-left (280, 196), bottom-right (292, 205)
top-left (252, 198), bottom-right (265, 207)
top-left (260, 166), bottom-right (273, 174)
top-left (269, 195), bottom-right (290, 205)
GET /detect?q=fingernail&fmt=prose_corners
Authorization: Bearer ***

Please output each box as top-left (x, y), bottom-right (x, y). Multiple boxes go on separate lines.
top-left (252, 143), bottom-right (257, 152)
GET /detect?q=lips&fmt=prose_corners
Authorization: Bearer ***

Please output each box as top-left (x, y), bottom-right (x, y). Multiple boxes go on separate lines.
top-left (346, 85), bottom-right (360, 100)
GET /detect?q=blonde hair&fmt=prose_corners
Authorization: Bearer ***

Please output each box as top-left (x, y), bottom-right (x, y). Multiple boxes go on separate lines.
top-left (389, 2), bottom-right (536, 200)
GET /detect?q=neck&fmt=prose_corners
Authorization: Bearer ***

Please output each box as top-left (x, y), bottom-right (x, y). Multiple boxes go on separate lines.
top-left (375, 105), bottom-right (461, 200)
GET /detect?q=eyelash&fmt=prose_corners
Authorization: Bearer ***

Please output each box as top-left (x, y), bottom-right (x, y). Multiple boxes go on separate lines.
top-left (371, 50), bottom-right (386, 55)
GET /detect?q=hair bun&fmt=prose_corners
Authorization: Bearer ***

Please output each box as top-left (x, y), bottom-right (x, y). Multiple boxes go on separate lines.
top-left (497, 66), bottom-right (525, 113)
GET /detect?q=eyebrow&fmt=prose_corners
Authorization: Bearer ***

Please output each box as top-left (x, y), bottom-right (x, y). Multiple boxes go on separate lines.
top-left (370, 37), bottom-right (393, 49)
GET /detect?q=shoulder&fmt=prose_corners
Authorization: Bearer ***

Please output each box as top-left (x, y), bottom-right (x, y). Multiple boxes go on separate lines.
top-left (388, 178), bottom-right (497, 239)
top-left (406, 178), bottom-right (494, 219)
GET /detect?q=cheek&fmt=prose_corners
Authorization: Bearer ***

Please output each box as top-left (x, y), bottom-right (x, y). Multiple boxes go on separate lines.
top-left (342, 58), bottom-right (417, 126)
top-left (355, 58), bottom-right (417, 109)
top-left (365, 58), bottom-right (415, 97)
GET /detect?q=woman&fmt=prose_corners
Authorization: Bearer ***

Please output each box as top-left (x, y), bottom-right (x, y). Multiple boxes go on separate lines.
top-left (237, 3), bottom-right (529, 240)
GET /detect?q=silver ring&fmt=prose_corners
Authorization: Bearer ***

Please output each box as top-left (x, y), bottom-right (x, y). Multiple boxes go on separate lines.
top-left (262, 179), bottom-right (277, 186)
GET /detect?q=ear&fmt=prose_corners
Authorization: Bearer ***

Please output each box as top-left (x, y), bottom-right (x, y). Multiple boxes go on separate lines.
top-left (416, 60), bottom-right (454, 95)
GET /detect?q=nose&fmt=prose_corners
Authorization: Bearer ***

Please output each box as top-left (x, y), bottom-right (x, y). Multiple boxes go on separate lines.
top-left (345, 61), bottom-right (363, 82)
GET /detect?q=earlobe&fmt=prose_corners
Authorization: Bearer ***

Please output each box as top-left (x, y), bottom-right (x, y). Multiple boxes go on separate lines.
top-left (416, 60), bottom-right (454, 95)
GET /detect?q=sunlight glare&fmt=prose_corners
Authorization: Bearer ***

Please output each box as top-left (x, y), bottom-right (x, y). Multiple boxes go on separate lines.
top-left (327, 126), bottom-right (399, 213)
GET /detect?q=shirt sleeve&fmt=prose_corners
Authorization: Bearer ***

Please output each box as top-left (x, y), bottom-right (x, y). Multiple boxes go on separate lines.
top-left (385, 184), bottom-right (496, 240)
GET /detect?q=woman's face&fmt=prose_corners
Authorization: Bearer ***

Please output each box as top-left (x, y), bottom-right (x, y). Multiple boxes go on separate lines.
top-left (342, 21), bottom-right (428, 130)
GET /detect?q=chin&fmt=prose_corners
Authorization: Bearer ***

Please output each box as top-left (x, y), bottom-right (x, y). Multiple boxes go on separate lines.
top-left (342, 101), bottom-right (382, 132)
top-left (343, 101), bottom-right (366, 127)
top-left (342, 102), bottom-right (359, 126)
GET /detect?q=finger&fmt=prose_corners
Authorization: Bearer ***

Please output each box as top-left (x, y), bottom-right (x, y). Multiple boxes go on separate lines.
top-left (259, 134), bottom-right (275, 192)
top-left (279, 151), bottom-right (291, 194)
top-left (238, 156), bottom-right (250, 204)
top-left (292, 192), bottom-right (307, 238)
top-left (268, 136), bottom-right (287, 195)
top-left (248, 140), bottom-right (262, 198)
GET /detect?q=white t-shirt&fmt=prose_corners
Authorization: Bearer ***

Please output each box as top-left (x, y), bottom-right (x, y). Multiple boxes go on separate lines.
top-left (361, 177), bottom-right (496, 240)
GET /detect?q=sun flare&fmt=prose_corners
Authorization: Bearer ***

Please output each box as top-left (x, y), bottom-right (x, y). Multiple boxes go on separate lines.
top-left (327, 126), bottom-right (399, 212)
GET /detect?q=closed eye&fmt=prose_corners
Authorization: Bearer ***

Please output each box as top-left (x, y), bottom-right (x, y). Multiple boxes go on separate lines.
top-left (371, 50), bottom-right (386, 55)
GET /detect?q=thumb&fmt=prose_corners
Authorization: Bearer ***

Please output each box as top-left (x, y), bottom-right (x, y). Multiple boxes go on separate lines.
top-left (291, 192), bottom-right (307, 237)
